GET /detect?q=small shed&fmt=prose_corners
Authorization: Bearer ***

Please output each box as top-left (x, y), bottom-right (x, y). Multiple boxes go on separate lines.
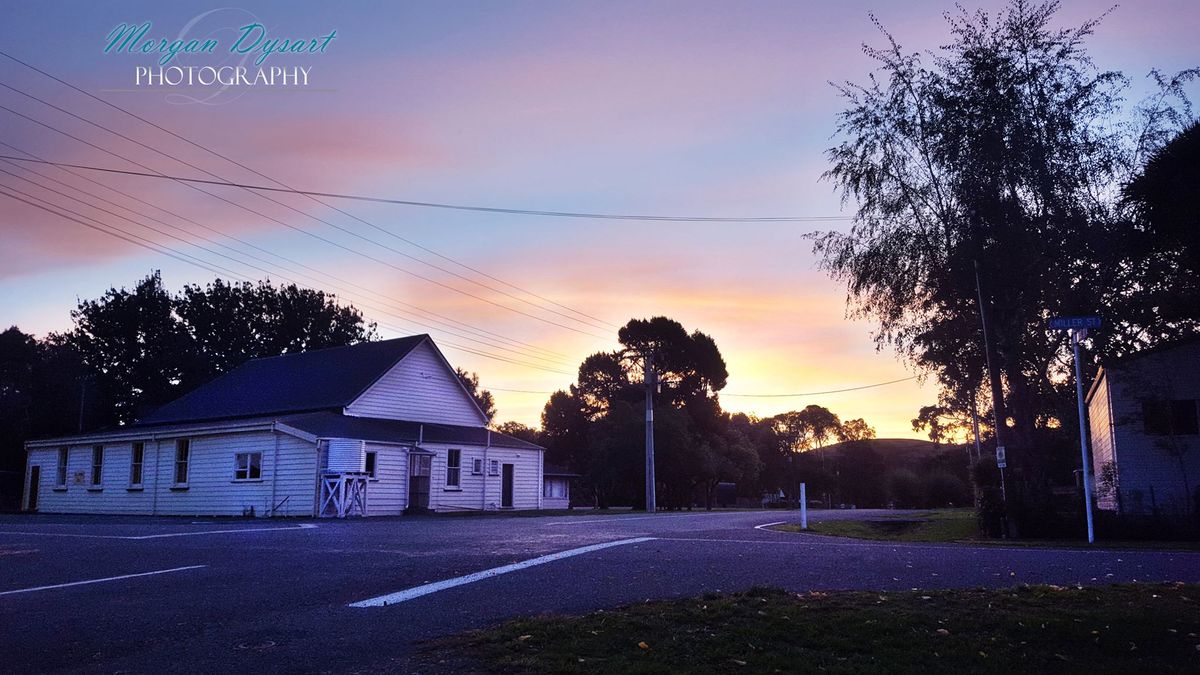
top-left (542, 464), bottom-right (579, 509)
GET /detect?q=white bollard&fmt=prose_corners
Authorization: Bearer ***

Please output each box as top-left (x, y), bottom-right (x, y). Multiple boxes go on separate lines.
top-left (800, 482), bottom-right (808, 530)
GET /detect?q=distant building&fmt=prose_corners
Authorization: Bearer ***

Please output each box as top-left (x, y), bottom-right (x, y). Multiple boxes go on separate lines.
top-left (542, 464), bottom-right (579, 509)
top-left (22, 336), bottom-right (545, 517)
top-left (1087, 339), bottom-right (1200, 516)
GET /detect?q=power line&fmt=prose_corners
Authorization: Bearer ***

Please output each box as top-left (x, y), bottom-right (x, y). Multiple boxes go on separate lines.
top-left (0, 183), bottom-right (573, 376)
top-left (0, 153), bottom-right (851, 223)
top-left (720, 376), bottom-right (918, 397)
top-left (0, 154), bottom-right (576, 370)
top-left (0, 139), bottom-right (571, 364)
top-left (0, 103), bottom-right (610, 341)
top-left (1, 76), bottom-right (614, 333)
top-left (0, 53), bottom-right (622, 330)
top-left (486, 375), bottom-right (920, 397)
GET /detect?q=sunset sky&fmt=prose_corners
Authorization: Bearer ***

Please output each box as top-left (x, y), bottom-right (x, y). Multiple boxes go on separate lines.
top-left (1, 1), bottom-right (1196, 437)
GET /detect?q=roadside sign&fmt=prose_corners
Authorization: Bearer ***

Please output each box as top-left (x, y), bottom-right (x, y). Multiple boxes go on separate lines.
top-left (995, 445), bottom-right (1007, 469)
top-left (1048, 316), bottom-right (1101, 330)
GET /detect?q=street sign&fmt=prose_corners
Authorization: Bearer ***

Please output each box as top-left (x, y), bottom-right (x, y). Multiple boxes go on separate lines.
top-left (1048, 316), bottom-right (1101, 330)
top-left (995, 445), bottom-right (1007, 469)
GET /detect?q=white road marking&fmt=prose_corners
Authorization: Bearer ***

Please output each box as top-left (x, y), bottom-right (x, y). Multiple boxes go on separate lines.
top-left (754, 521), bottom-right (786, 530)
top-left (0, 565), bottom-right (206, 597)
top-left (349, 537), bottom-right (657, 608)
top-left (544, 512), bottom-right (756, 526)
top-left (127, 523), bottom-right (317, 539)
top-left (0, 523), bottom-right (317, 540)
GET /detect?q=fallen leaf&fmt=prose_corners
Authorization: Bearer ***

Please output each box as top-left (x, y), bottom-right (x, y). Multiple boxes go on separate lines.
top-left (935, 629), bottom-right (950, 636)
top-left (517, 635), bottom-right (532, 642)
top-left (731, 660), bottom-right (747, 666)
top-left (638, 641), bottom-right (650, 650)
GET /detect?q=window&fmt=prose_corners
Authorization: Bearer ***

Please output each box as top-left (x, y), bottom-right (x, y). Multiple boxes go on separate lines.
top-left (446, 449), bottom-right (461, 487)
top-left (129, 442), bottom-right (144, 487)
top-left (544, 478), bottom-right (567, 499)
top-left (234, 452), bottom-right (262, 481)
top-left (174, 439), bottom-right (190, 486)
top-left (56, 447), bottom-right (68, 487)
top-left (489, 459), bottom-right (499, 476)
top-left (91, 445), bottom-right (104, 486)
top-left (1142, 400), bottom-right (1199, 436)
top-left (472, 458), bottom-right (483, 475)
top-left (365, 451), bottom-right (377, 479)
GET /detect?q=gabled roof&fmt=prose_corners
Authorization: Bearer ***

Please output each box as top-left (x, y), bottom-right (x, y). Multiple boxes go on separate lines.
top-left (139, 336), bottom-right (429, 425)
top-left (278, 411), bottom-right (544, 450)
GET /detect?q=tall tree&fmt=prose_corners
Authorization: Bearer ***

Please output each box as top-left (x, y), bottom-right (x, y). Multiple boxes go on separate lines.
top-left (0, 327), bottom-right (39, 470)
top-left (541, 316), bottom-right (746, 509)
top-left (69, 272), bottom-right (191, 423)
top-left (176, 279), bottom-right (377, 379)
top-left (815, 1), bottom-right (1197, 482)
top-left (68, 272), bottom-right (376, 425)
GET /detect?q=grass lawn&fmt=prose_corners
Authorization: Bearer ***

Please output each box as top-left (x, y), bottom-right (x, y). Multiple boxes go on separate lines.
top-left (769, 508), bottom-right (1200, 550)
top-left (774, 508), bottom-right (979, 542)
top-left (421, 584), bottom-right (1200, 673)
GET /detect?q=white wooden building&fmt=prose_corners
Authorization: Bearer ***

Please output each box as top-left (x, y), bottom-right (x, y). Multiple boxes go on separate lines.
top-left (22, 336), bottom-right (545, 517)
top-left (1087, 338), bottom-right (1200, 516)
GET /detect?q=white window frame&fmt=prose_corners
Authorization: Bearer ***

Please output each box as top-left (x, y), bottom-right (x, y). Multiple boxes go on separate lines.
top-left (472, 458), bottom-right (483, 475)
top-left (173, 439), bottom-right (190, 487)
top-left (446, 449), bottom-right (461, 488)
top-left (129, 442), bottom-right (145, 488)
top-left (488, 459), bottom-right (499, 476)
top-left (233, 451), bottom-right (262, 481)
top-left (365, 450), bottom-right (378, 479)
top-left (90, 445), bottom-right (104, 487)
top-left (55, 447), bottom-right (68, 488)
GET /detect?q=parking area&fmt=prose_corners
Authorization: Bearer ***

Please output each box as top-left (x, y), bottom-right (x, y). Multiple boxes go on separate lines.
top-left (3, 510), bottom-right (1200, 673)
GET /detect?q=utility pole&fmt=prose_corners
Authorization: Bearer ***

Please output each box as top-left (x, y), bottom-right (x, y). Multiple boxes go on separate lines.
top-left (974, 259), bottom-right (1008, 536)
top-left (644, 350), bottom-right (656, 513)
top-left (1071, 328), bottom-right (1096, 543)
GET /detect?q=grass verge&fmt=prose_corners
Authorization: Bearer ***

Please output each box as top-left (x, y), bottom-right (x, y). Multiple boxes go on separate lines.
top-left (774, 508), bottom-right (978, 542)
top-left (421, 584), bottom-right (1200, 673)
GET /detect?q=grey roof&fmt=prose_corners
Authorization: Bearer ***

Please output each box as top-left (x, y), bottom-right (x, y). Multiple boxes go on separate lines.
top-left (139, 336), bottom-right (428, 425)
top-left (279, 411), bottom-right (543, 450)
top-left (543, 464), bottom-right (579, 476)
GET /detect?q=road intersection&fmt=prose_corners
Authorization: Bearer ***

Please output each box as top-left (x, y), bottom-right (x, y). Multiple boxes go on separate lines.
top-left (2, 510), bottom-right (1197, 672)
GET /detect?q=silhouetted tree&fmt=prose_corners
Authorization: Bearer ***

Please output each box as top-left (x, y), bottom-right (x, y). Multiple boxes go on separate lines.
top-left (67, 272), bottom-right (376, 425)
top-left (455, 368), bottom-right (496, 422)
top-left (816, 0), bottom-right (1197, 492)
top-left (493, 421), bottom-right (539, 445)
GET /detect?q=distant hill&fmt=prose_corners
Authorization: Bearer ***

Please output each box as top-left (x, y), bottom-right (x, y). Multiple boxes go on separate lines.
top-left (819, 438), bottom-right (961, 460)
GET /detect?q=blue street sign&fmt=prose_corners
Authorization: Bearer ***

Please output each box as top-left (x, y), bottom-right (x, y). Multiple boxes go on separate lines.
top-left (1048, 316), bottom-right (1101, 330)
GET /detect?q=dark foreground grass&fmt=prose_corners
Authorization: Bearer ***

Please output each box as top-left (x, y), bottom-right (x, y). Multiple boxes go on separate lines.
top-left (420, 584), bottom-right (1200, 674)
top-left (775, 508), bottom-right (979, 542)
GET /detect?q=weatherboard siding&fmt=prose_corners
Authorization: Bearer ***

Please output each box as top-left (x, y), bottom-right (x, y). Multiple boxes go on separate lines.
top-left (424, 443), bottom-right (542, 512)
top-left (1108, 364), bottom-right (1200, 516)
top-left (344, 340), bottom-right (486, 426)
top-left (363, 442), bottom-right (409, 516)
top-left (25, 431), bottom-right (317, 517)
top-left (1088, 374), bottom-right (1119, 511)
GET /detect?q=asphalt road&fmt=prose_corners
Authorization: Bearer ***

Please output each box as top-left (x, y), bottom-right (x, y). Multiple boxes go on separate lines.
top-left (1, 509), bottom-right (1198, 673)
